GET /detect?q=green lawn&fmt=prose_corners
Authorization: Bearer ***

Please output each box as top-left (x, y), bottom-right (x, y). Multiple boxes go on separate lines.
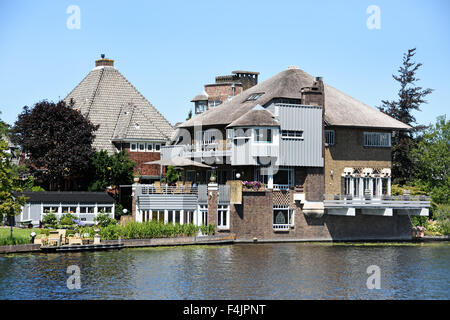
top-left (0, 227), bottom-right (45, 245)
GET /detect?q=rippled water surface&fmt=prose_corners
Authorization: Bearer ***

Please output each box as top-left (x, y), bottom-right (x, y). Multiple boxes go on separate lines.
top-left (0, 242), bottom-right (449, 299)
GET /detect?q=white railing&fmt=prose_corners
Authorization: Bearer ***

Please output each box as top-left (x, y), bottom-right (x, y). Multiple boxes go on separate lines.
top-left (273, 224), bottom-right (290, 231)
top-left (273, 184), bottom-right (291, 191)
top-left (139, 185), bottom-right (198, 195)
top-left (323, 194), bottom-right (431, 208)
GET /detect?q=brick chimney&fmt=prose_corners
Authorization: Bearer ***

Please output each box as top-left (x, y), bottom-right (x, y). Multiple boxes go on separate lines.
top-left (300, 76), bottom-right (324, 107)
top-left (95, 54), bottom-right (114, 67)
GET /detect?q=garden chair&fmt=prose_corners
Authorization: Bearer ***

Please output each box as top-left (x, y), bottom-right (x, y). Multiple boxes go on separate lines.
top-left (67, 235), bottom-right (83, 246)
top-left (174, 181), bottom-right (184, 194)
top-left (47, 230), bottom-right (60, 246)
top-left (154, 181), bottom-right (163, 194)
top-left (184, 182), bottom-right (192, 193)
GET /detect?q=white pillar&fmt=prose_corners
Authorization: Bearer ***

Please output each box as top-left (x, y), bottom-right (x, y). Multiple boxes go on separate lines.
top-left (359, 178), bottom-right (364, 197)
top-left (267, 167), bottom-right (274, 189)
top-left (180, 209), bottom-right (184, 225)
top-left (377, 178), bottom-right (382, 198)
top-left (387, 177), bottom-right (391, 196)
top-left (164, 209), bottom-right (168, 224)
top-left (350, 178), bottom-right (354, 196)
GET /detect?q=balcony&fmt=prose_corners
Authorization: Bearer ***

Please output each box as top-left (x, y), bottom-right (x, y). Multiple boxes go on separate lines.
top-left (323, 194), bottom-right (431, 217)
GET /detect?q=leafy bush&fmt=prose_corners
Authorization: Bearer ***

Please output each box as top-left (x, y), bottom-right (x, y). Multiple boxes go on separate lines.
top-left (42, 213), bottom-right (58, 228)
top-left (94, 212), bottom-right (117, 228)
top-left (58, 213), bottom-right (78, 228)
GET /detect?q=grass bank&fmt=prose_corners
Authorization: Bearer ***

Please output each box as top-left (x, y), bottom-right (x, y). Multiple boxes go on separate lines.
top-left (0, 227), bottom-right (45, 245)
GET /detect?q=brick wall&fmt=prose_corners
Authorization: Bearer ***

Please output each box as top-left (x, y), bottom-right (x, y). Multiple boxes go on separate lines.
top-left (229, 187), bottom-right (411, 241)
top-left (123, 147), bottom-right (162, 177)
top-left (205, 84), bottom-right (243, 103)
top-left (324, 127), bottom-right (392, 195)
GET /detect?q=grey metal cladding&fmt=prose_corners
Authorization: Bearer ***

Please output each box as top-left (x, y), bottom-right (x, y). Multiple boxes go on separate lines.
top-left (276, 103), bottom-right (324, 167)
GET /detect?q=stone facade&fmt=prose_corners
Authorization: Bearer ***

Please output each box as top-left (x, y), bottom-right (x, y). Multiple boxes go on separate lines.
top-left (324, 126), bottom-right (392, 195)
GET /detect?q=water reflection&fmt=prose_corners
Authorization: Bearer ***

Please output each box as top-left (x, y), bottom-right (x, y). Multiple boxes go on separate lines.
top-left (0, 243), bottom-right (449, 300)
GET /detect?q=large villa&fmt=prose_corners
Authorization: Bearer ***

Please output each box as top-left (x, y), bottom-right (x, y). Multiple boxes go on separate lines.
top-left (17, 57), bottom-right (430, 241)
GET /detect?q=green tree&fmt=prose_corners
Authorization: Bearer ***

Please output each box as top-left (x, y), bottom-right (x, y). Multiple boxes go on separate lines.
top-left (412, 115), bottom-right (450, 205)
top-left (163, 165), bottom-right (181, 184)
top-left (11, 99), bottom-right (98, 191)
top-left (88, 150), bottom-right (135, 198)
top-left (0, 115), bottom-right (26, 233)
top-left (378, 48), bottom-right (433, 185)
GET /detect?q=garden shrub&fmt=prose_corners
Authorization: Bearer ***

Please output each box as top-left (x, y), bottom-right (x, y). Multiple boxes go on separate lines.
top-left (42, 213), bottom-right (58, 228)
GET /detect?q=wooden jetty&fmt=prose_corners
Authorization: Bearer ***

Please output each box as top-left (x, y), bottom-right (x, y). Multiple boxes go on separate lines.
top-left (40, 242), bottom-right (124, 253)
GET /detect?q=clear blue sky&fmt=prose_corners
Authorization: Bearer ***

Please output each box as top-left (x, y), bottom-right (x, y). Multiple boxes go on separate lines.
top-left (0, 0), bottom-right (448, 127)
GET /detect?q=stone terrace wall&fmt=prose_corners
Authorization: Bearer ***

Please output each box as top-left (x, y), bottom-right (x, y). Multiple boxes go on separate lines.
top-left (227, 190), bottom-right (412, 241)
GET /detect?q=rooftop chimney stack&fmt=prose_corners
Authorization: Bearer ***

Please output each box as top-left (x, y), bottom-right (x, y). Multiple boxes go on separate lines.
top-left (300, 76), bottom-right (325, 107)
top-left (95, 54), bottom-right (114, 67)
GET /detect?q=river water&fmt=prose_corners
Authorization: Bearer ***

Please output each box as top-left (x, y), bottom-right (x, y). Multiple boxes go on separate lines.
top-left (0, 242), bottom-right (449, 300)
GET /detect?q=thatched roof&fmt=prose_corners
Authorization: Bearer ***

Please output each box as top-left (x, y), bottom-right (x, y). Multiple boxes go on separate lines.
top-left (190, 92), bottom-right (208, 102)
top-left (178, 66), bottom-right (411, 130)
top-left (227, 107), bottom-right (279, 128)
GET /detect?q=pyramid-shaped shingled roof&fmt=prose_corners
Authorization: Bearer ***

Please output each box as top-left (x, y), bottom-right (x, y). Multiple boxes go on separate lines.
top-left (65, 57), bottom-right (174, 154)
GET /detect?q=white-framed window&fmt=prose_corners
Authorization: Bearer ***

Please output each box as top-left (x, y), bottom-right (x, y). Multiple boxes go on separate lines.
top-left (217, 205), bottom-right (230, 230)
top-left (281, 130), bottom-right (303, 139)
top-left (130, 143), bottom-right (137, 152)
top-left (98, 206), bottom-right (112, 214)
top-left (43, 206), bottom-right (59, 215)
top-left (62, 206), bottom-right (77, 214)
top-left (325, 130), bottom-right (335, 146)
top-left (146, 143), bottom-right (153, 152)
top-left (364, 132), bottom-right (391, 147)
top-left (154, 143), bottom-right (161, 152)
top-left (199, 205), bottom-right (208, 226)
top-left (138, 143), bottom-right (146, 152)
top-left (273, 205), bottom-right (293, 230)
top-left (254, 128), bottom-right (273, 143)
top-left (80, 206), bottom-right (95, 214)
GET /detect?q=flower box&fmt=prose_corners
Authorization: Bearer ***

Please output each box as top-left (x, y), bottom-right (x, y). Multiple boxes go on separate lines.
top-left (241, 181), bottom-right (265, 192)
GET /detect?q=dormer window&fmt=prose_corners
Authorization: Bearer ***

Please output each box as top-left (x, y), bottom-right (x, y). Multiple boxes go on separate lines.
top-left (195, 101), bottom-right (207, 114)
top-left (246, 93), bottom-right (264, 101)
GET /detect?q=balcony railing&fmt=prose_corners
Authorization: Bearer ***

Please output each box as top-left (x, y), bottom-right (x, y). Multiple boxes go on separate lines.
top-left (139, 185), bottom-right (198, 195)
top-left (161, 142), bottom-right (232, 160)
top-left (323, 194), bottom-right (431, 208)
